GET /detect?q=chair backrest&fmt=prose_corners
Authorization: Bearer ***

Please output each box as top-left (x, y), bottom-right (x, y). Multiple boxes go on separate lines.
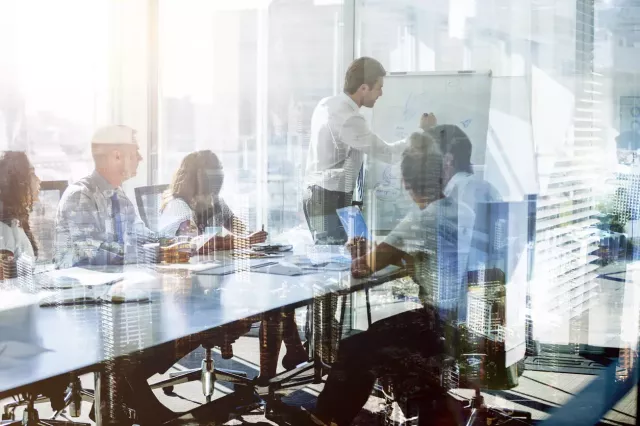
top-left (30, 180), bottom-right (69, 265)
top-left (135, 184), bottom-right (169, 232)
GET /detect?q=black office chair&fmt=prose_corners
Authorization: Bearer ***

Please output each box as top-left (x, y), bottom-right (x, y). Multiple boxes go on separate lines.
top-left (1, 376), bottom-right (93, 426)
top-left (30, 181), bottom-right (68, 265)
top-left (134, 184), bottom-right (169, 232)
top-left (379, 269), bottom-right (531, 426)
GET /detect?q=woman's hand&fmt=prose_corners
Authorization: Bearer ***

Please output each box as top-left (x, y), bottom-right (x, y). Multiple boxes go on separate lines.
top-left (248, 230), bottom-right (268, 245)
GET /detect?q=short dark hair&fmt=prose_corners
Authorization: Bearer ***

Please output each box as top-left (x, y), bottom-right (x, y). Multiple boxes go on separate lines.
top-left (343, 57), bottom-right (386, 94)
top-left (428, 125), bottom-right (473, 174)
top-left (401, 132), bottom-right (443, 201)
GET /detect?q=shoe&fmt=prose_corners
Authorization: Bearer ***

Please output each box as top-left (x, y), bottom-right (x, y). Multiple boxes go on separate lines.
top-left (254, 375), bottom-right (272, 388)
top-left (282, 349), bottom-right (309, 371)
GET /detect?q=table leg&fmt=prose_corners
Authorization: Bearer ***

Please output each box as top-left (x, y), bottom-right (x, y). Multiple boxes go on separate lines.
top-left (94, 361), bottom-right (136, 426)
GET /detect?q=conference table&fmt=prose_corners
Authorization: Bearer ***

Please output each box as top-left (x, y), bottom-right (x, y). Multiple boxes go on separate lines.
top-left (0, 253), bottom-right (406, 425)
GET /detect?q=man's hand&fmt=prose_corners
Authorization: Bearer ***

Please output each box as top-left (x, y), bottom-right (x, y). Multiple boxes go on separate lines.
top-left (346, 237), bottom-right (368, 259)
top-left (420, 113), bottom-right (437, 131)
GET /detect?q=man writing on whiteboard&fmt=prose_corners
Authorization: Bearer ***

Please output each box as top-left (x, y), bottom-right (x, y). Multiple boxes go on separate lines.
top-left (304, 56), bottom-right (435, 244)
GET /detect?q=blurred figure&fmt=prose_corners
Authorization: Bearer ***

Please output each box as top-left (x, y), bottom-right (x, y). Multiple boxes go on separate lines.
top-left (304, 56), bottom-right (435, 244)
top-left (0, 151), bottom-right (41, 270)
top-left (158, 149), bottom-right (267, 245)
top-left (428, 124), bottom-right (501, 209)
top-left (54, 125), bottom-right (150, 268)
top-left (309, 132), bottom-right (475, 426)
top-left (159, 150), bottom-right (306, 381)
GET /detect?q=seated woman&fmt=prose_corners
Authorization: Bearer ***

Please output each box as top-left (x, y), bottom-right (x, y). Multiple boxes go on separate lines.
top-left (158, 150), bottom-right (266, 246)
top-left (0, 151), bottom-right (41, 278)
top-left (308, 132), bottom-right (475, 426)
top-left (159, 150), bottom-right (307, 381)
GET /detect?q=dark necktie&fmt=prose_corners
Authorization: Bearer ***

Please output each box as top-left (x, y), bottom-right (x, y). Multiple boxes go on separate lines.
top-left (111, 193), bottom-right (124, 244)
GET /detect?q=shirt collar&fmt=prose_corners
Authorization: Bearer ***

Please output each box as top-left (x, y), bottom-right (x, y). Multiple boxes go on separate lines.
top-left (340, 92), bottom-right (360, 112)
top-left (443, 172), bottom-right (471, 197)
top-left (91, 170), bottom-right (121, 195)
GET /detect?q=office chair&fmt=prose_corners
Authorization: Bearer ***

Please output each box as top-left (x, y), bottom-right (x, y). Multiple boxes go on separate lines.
top-left (134, 184), bottom-right (169, 232)
top-left (30, 181), bottom-right (68, 265)
top-left (149, 322), bottom-right (256, 403)
top-left (1, 376), bottom-right (93, 425)
top-left (379, 270), bottom-right (531, 426)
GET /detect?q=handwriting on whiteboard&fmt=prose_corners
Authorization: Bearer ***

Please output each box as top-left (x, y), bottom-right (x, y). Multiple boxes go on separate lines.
top-left (461, 119), bottom-right (472, 128)
top-left (403, 91), bottom-right (430, 121)
top-left (374, 184), bottom-right (401, 201)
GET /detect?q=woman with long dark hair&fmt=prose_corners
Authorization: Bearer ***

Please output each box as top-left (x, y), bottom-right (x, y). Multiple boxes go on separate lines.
top-left (0, 151), bottom-right (41, 269)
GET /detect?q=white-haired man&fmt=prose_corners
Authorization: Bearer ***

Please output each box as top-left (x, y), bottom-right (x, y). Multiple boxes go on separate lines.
top-left (54, 125), bottom-right (149, 268)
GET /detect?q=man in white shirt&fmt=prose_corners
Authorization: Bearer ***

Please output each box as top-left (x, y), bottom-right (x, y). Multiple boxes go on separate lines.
top-left (304, 56), bottom-right (433, 244)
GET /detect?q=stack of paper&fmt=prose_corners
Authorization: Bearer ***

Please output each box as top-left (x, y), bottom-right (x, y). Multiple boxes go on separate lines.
top-left (44, 268), bottom-right (125, 288)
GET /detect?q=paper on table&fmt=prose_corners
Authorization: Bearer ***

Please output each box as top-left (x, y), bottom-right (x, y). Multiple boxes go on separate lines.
top-left (154, 262), bottom-right (220, 272)
top-left (45, 268), bottom-right (124, 287)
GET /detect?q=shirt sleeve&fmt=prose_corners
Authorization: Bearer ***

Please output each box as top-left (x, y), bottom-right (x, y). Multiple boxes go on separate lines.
top-left (339, 114), bottom-right (409, 163)
top-left (383, 209), bottom-right (419, 252)
top-left (54, 188), bottom-right (122, 268)
top-left (158, 198), bottom-right (195, 237)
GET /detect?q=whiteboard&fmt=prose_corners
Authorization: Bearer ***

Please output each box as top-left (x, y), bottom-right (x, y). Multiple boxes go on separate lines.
top-left (484, 76), bottom-right (538, 200)
top-left (363, 71), bottom-right (493, 233)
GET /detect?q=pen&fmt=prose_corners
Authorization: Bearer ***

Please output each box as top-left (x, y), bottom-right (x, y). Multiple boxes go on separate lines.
top-left (262, 224), bottom-right (265, 232)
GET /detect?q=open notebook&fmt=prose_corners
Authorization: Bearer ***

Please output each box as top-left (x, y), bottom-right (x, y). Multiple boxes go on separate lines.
top-left (39, 269), bottom-right (155, 306)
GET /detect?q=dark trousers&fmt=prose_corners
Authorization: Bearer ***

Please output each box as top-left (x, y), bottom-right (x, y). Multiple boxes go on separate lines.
top-left (303, 185), bottom-right (352, 245)
top-left (315, 308), bottom-right (454, 426)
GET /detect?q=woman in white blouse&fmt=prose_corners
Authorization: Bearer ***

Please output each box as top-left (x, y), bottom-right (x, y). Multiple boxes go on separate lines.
top-left (159, 150), bottom-right (307, 381)
top-left (0, 151), bottom-right (41, 276)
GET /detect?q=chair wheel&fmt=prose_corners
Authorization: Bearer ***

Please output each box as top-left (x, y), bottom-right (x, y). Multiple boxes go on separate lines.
top-left (162, 386), bottom-right (174, 395)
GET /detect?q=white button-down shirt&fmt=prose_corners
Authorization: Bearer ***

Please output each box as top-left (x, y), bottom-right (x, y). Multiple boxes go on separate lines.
top-left (305, 92), bottom-right (408, 194)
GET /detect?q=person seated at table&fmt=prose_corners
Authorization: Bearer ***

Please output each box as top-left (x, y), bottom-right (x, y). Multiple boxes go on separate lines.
top-left (158, 149), bottom-right (267, 247)
top-left (428, 123), bottom-right (501, 208)
top-left (159, 150), bottom-right (308, 381)
top-left (0, 151), bottom-right (41, 275)
top-left (53, 125), bottom-right (188, 424)
top-left (54, 125), bottom-right (157, 268)
top-left (307, 131), bottom-right (475, 426)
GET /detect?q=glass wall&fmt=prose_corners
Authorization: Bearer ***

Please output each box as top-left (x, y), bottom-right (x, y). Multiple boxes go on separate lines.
top-left (0, 0), bottom-right (110, 182)
top-left (1, 0), bottom-right (639, 423)
top-left (158, 0), bottom-right (345, 234)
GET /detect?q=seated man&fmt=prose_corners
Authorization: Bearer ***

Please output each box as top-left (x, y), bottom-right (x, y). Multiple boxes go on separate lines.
top-left (53, 125), bottom-right (191, 424)
top-left (54, 125), bottom-right (152, 268)
top-left (428, 123), bottom-right (501, 208)
top-left (309, 131), bottom-right (475, 426)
